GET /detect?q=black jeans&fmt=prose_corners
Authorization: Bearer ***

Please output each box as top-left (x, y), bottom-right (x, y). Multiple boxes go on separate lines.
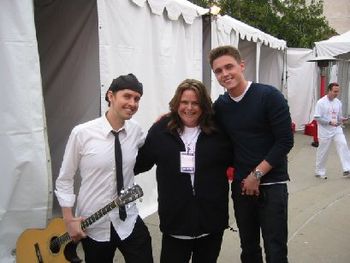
top-left (81, 216), bottom-right (153, 263)
top-left (231, 182), bottom-right (288, 263)
top-left (160, 232), bottom-right (224, 263)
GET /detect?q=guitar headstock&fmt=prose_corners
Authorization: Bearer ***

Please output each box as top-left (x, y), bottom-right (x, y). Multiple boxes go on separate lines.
top-left (117, 184), bottom-right (144, 206)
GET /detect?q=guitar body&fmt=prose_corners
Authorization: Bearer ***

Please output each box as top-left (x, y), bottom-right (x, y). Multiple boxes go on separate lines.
top-left (16, 218), bottom-right (81, 263)
top-left (16, 185), bottom-right (143, 263)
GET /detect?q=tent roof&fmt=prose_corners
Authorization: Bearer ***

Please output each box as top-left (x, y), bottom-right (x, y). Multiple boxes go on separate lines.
top-left (216, 15), bottom-right (287, 50)
top-left (131, 0), bottom-right (208, 24)
top-left (131, 1), bottom-right (287, 50)
top-left (315, 30), bottom-right (350, 58)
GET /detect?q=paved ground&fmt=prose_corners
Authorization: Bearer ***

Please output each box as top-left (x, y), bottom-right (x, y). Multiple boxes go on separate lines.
top-left (79, 128), bottom-right (350, 262)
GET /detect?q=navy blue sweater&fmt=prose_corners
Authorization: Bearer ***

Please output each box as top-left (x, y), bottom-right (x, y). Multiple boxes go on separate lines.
top-left (213, 83), bottom-right (294, 183)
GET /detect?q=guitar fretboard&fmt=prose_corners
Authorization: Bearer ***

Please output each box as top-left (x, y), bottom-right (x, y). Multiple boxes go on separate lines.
top-left (49, 184), bottom-right (142, 252)
top-left (81, 201), bottom-right (118, 230)
top-left (51, 200), bottom-right (118, 248)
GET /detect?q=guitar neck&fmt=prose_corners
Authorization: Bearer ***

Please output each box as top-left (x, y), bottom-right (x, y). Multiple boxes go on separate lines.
top-left (57, 199), bottom-right (119, 245)
top-left (81, 200), bottom-right (118, 230)
top-left (53, 184), bottom-right (142, 250)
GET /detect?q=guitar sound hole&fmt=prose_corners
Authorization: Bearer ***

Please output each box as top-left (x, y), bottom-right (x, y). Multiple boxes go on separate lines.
top-left (49, 236), bottom-right (60, 254)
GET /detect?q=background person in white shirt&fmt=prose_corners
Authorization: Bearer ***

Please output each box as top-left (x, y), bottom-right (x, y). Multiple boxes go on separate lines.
top-left (55, 74), bottom-right (153, 263)
top-left (314, 82), bottom-right (350, 179)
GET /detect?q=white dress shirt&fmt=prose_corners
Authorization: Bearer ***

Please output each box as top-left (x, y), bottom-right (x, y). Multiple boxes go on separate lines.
top-left (55, 113), bottom-right (145, 241)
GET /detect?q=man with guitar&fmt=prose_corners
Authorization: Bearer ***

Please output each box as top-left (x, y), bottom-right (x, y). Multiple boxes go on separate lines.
top-left (55, 74), bottom-right (153, 262)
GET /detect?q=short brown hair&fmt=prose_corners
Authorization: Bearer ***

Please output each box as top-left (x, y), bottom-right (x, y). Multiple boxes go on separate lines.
top-left (167, 79), bottom-right (216, 134)
top-left (208, 45), bottom-right (242, 68)
top-left (327, 82), bottom-right (339, 91)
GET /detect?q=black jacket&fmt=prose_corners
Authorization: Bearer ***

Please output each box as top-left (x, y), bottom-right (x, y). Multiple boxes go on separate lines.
top-left (135, 116), bottom-right (233, 236)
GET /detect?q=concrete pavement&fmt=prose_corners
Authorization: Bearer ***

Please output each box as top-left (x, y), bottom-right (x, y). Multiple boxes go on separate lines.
top-left (79, 128), bottom-right (350, 262)
top-left (146, 129), bottom-right (350, 262)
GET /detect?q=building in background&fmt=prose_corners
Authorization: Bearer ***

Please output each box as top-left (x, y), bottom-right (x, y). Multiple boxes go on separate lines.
top-left (323, 0), bottom-right (350, 34)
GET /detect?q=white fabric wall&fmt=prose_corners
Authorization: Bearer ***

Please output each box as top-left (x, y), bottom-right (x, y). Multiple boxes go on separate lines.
top-left (238, 39), bottom-right (257, 82)
top-left (286, 48), bottom-right (318, 130)
top-left (0, 1), bottom-right (50, 261)
top-left (337, 61), bottom-right (350, 115)
top-left (260, 45), bottom-right (286, 94)
top-left (97, 0), bottom-right (204, 217)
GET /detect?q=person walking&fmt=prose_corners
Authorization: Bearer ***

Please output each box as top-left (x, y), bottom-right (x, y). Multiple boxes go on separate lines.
top-left (314, 82), bottom-right (350, 179)
top-left (55, 73), bottom-right (153, 263)
top-left (209, 45), bottom-right (294, 263)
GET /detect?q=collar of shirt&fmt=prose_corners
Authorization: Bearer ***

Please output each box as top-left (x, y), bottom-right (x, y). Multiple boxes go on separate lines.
top-left (101, 112), bottom-right (129, 139)
top-left (229, 81), bottom-right (252, 102)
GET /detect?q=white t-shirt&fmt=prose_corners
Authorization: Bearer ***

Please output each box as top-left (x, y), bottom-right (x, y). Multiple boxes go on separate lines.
top-left (314, 95), bottom-right (343, 138)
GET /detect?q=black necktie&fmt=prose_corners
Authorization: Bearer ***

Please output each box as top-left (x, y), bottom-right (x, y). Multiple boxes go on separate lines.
top-left (111, 130), bottom-right (127, 221)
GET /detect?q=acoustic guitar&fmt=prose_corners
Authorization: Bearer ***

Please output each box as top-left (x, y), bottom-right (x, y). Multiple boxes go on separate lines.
top-left (16, 184), bottom-right (143, 263)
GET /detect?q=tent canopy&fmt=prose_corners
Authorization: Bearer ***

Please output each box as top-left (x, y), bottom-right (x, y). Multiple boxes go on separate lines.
top-left (315, 31), bottom-right (350, 114)
top-left (131, 0), bottom-right (208, 24)
top-left (315, 30), bottom-right (350, 59)
top-left (215, 15), bottom-right (286, 50)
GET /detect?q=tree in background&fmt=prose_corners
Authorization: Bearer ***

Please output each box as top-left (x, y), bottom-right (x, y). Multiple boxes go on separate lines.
top-left (191, 0), bottom-right (337, 48)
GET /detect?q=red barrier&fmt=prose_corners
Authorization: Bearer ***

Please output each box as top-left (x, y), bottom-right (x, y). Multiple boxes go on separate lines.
top-left (304, 120), bottom-right (318, 143)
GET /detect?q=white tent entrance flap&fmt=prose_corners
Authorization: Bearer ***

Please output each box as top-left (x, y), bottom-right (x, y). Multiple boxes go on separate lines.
top-left (0, 0), bottom-right (51, 261)
top-left (286, 48), bottom-right (319, 130)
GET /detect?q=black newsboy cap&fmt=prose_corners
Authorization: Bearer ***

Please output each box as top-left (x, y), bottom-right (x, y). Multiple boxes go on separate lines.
top-left (108, 73), bottom-right (143, 96)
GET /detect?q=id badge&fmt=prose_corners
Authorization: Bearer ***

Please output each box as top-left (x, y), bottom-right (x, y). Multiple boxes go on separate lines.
top-left (180, 151), bottom-right (195, 173)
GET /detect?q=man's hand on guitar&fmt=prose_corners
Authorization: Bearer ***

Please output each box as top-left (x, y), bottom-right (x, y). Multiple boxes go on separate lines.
top-left (64, 217), bottom-right (86, 242)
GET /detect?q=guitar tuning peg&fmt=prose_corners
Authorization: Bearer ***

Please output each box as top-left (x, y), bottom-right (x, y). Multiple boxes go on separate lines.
top-left (120, 189), bottom-right (125, 194)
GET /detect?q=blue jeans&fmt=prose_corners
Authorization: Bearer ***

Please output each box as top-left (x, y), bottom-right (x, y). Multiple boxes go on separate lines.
top-left (231, 182), bottom-right (288, 263)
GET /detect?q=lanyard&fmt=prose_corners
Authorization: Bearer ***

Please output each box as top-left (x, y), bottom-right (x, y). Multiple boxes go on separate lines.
top-left (180, 127), bottom-right (200, 153)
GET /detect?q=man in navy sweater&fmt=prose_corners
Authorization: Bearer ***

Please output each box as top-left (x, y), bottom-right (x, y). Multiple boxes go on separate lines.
top-left (209, 45), bottom-right (294, 263)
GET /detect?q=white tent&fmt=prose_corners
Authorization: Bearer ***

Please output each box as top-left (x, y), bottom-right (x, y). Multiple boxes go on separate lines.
top-left (210, 15), bottom-right (287, 100)
top-left (0, 0), bottom-right (207, 261)
top-left (286, 48), bottom-right (318, 130)
top-left (0, 1), bottom-right (289, 261)
top-left (315, 30), bottom-right (350, 59)
top-left (286, 31), bottom-right (350, 131)
top-left (315, 31), bottom-right (350, 114)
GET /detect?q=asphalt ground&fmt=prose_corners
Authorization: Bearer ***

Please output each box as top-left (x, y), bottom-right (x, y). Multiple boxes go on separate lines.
top-left (78, 128), bottom-right (350, 262)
